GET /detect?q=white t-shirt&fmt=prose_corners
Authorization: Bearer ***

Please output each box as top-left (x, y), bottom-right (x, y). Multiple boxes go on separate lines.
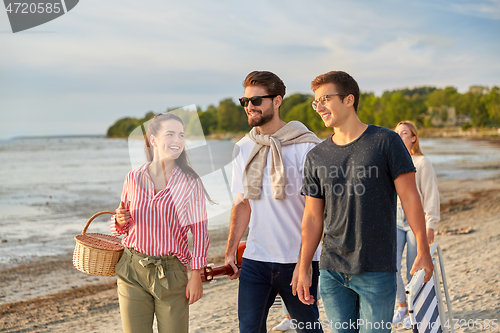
top-left (232, 136), bottom-right (321, 264)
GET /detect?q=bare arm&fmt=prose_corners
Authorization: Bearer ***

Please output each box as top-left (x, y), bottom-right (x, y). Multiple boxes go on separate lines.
top-left (225, 193), bottom-right (251, 279)
top-left (296, 196), bottom-right (325, 305)
top-left (395, 172), bottom-right (433, 282)
top-left (186, 269), bottom-right (203, 305)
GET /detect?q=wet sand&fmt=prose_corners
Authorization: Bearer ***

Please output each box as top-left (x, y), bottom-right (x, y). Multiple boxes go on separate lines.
top-left (1, 178), bottom-right (500, 333)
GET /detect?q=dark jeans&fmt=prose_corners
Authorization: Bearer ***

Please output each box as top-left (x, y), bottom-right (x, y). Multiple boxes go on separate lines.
top-left (238, 258), bottom-right (323, 333)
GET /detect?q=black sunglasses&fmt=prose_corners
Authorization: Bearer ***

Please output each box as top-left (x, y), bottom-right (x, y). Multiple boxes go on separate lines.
top-left (239, 95), bottom-right (278, 107)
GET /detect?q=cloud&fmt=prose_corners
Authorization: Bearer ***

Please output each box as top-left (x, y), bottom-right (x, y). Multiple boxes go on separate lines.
top-left (447, 0), bottom-right (500, 20)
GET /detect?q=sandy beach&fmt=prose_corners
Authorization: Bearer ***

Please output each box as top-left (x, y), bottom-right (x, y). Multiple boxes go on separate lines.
top-left (2, 176), bottom-right (500, 332)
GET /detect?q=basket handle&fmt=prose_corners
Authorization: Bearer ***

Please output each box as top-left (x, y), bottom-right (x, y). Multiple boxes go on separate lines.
top-left (82, 211), bottom-right (116, 235)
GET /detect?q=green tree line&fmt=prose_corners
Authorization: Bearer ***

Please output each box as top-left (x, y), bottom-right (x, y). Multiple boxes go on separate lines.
top-left (107, 85), bottom-right (500, 138)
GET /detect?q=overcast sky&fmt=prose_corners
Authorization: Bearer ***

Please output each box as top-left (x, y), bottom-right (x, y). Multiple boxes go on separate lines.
top-left (1, 0), bottom-right (499, 139)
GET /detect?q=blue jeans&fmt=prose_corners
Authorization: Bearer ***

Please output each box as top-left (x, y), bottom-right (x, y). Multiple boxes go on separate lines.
top-left (396, 228), bottom-right (417, 304)
top-left (238, 258), bottom-right (322, 333)
top-left (320, 270), bottom-right (396, 333)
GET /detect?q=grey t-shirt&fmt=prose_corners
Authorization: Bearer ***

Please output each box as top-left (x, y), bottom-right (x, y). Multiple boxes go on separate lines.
top-left (301, 125), bottom-right (415, 274)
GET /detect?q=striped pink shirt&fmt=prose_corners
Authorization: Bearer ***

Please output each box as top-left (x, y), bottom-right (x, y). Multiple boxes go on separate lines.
top-left (111, 163), bottom-right (209, 270)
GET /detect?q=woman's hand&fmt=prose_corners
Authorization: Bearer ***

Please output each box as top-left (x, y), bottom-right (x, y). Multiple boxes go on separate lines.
top-left (427, 228), bottom-right (434, 244)
top-left (186, 269), bottom-right (203, 305)
top-left (115, 201), bottom-right (131, 229)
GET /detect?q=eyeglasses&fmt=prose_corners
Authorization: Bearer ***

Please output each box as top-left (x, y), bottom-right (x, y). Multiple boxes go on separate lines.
top-left (239, 95), bottom-right (277, 107)
top-left (311, 94), bottom-right (348, 110)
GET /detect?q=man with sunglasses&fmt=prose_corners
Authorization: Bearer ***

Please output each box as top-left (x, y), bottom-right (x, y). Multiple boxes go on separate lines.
top-left (294, 71), bottom-right (434, 333)
top-left (225, 71), bottom-right (323, 332)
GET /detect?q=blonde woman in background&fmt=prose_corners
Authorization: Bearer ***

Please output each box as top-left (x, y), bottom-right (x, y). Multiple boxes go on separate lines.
top-left (392, 120), bottom-right (440, 326)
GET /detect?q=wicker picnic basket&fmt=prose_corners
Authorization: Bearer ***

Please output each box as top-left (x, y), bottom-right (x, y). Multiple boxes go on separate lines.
top-left (73, 211), bottom-right (124, 276)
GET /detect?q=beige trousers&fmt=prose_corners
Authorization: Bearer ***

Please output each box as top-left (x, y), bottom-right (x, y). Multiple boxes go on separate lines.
top-left (115, 248), bottom-right (189, 333)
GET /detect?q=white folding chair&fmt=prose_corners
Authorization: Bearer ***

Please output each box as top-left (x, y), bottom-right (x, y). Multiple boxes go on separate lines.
top-left (405, 243), bottom-right (454, 333)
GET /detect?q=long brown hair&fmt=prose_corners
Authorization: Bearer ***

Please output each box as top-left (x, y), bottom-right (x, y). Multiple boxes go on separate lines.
top-left (144, 113), bottom-right (215, 204)
top-left (396, 120), bottom-right (423, 155)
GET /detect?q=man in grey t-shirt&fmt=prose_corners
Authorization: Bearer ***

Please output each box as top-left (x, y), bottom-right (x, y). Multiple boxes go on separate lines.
top-left (295, 71), bottom-right (433, 333)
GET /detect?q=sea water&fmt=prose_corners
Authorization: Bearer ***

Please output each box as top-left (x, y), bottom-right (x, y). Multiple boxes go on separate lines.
top-left (419, 138), bottom-right (500, 180)
top-left (0, 136), bottom-right (235, 267)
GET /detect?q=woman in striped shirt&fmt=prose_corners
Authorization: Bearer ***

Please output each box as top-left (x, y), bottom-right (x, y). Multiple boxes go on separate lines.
top-left (111, 113), bottom-right (210, 333)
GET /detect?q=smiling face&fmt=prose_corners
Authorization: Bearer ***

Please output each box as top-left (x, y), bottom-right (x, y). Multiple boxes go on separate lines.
top-left (243, 85), bottom-right (275, 128)
top-left (150, 119), bottom-right (185, 161)
top-left (395, 123), bottom-right (415, 154)
top-left (313, 83), bottom-right (350, 128)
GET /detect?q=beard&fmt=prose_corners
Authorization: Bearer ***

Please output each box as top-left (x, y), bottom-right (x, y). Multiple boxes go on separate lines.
top-left (247, 104), bottom-right (274, 127)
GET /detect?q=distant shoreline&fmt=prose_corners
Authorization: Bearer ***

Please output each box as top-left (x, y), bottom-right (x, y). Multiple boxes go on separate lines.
top-left (4, 127), bottom-right (499, 146)
top-left (418, 127), bottom-right (500, 146)
top-left (8, 134), bottom-right (106, 140)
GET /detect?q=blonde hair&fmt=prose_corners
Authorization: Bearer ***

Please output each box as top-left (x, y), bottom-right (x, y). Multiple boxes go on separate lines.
top-left (396, 120), bottom-right (423, 155)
